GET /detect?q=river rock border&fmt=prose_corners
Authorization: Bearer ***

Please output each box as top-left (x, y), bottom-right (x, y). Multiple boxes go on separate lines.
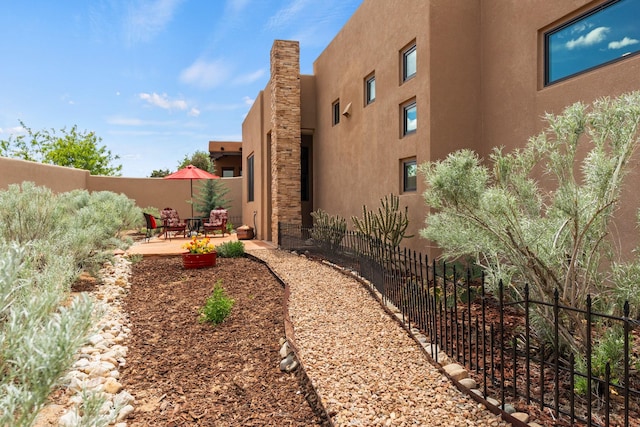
top-left (35, 253), bottom-right (134, 427)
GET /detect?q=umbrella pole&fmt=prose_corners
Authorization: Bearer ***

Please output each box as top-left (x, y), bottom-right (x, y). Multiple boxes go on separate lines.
top-left (190, 179), bottom-right (194, 218)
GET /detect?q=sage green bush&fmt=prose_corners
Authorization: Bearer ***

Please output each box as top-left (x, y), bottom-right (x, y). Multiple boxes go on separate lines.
top-left (215, 240), bottom-right (245, 258)
top-left (0, 182), bottom-right (142, 426)
top-left (420, 91), bottom-right (640, 357)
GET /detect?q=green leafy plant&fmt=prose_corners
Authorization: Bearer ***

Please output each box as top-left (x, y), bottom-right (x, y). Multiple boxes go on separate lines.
top-left (200, 280), bottom-right (234, 325)
top-left (352, 193), bottom-right (413, 247)
top-left (574, 326), bottom-right (631, 396)
top-left (216, 241), bottom-right (245, 258)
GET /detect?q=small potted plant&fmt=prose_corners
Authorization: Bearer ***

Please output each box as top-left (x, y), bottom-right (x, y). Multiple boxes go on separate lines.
top-left (181, 236), bottom-right (217, 269)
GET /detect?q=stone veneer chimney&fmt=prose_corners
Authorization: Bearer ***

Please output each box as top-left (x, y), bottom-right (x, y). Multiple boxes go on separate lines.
top-left (270, 40), bottom-right (302, 244)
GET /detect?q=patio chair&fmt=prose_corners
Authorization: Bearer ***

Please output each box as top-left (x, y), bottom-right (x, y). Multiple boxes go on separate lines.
top-left (203, 208), bottom-right (228, 237)
top-left (160, 207), bottom-right (187, 240)
top-left (143, 212), bottom-right (162, 242)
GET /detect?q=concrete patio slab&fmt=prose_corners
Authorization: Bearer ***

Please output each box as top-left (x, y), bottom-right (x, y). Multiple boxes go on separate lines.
top-left (126, 233), bottom-right (275, 257)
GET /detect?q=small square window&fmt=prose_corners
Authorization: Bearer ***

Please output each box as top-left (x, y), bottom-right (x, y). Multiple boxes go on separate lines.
top-left (365, 74), bottom-right (376, 105)
top-left (402, 101), bottom-right (417, 136)
top-left (221, 167), bottom-right (234, 177)
top-left (403, 159), bottom-right (417, 192)
top-left (332, 100), bottom-right (340, 126)
top-left (402, 44), bottom-right (416, 82)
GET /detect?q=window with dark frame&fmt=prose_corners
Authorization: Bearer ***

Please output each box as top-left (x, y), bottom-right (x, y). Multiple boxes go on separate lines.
top-left (365, 74), bottom-right (376, 105)
top-left (247, 155), bottom-right (254, 202)
top-left (221, 167), bottom-right (234, 177)
top-left (403, 159), bottom-right (417, 192)
top-left (403, 101), bottom-right (417, 136)
top-left (301, 146), bottom-right (310, 202)
top-left (402, 43), bottom-right (417, 82)
top-left (545, 0), bottom-right (640, 85)
top-left (332, 100), bottom-right (340, 125)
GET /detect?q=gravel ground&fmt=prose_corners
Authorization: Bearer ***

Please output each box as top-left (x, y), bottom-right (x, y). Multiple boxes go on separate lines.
top-left (249, 249), bottom-right (511, 427)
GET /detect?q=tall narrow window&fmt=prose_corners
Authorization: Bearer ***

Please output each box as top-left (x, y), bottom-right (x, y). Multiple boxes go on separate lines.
top-left (402, 43), bottom-right (417, 82)
top-left (365, 74), bottom-right (376, 105)
top-left (402, 100), bottom-right (417, 136)
top-left (545, 0), bottom-right (640, 85)
top-left (403, 159), bottom-right (417, 192)
top-left (332, 99), bottom-right (340, 125)
top-left (247, 154), bottom-right (254, 202)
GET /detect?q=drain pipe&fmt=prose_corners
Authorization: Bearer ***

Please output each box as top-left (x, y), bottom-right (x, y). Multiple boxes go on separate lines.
top-left (253, 211), bottom-right (257, 239)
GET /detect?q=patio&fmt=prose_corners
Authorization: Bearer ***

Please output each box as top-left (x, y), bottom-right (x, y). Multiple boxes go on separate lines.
top-left (126, 232), bottom-right (274, 257)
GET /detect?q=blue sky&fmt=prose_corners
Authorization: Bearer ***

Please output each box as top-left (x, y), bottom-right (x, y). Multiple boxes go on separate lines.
top-left (0, 0), bottom-right (362, 177)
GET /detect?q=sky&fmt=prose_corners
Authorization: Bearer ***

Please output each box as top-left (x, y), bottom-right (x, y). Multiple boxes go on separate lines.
top-left (0, 0), bottom-right (363, 177)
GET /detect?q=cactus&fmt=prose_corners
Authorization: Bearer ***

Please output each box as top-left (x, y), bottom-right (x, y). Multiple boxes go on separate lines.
top-left (352, 194), bottom-right (413, 247)
top-left (310, 209), bottom-right (347, 249)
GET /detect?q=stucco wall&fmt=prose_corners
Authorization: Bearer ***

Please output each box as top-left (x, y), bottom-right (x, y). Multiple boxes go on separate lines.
top-left (1, 156), bottom-right (88, 192)
top-left (311, 0), bottom-right (432, 253)
top-left (0, 156), bottom-right (243, 226)
top-left (242, 89), bottom-right (270, 239)
top-left (478, 0), bottom-right (640, 255)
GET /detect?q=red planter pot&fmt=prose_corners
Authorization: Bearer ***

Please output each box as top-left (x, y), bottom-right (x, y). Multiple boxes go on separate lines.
top-left (182, 252), bottom-right (217, 269)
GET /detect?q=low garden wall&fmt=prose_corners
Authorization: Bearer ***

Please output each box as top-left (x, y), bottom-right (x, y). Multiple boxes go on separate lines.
top-left (0, 157), bottom-right (243, 223)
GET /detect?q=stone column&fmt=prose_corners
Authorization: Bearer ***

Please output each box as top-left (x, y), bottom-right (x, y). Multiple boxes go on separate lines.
top-left (270, 40), bottom-right (302, 244)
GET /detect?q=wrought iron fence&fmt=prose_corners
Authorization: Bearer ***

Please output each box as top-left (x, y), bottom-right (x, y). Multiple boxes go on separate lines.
top-left (278, 222), bottom-right (640, 427)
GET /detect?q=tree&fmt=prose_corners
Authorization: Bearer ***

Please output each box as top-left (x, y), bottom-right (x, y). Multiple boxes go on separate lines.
top-left (149, 169), bottom-right (171, 177)
top-left (178, 150), bottom-right (212, 172)
top-left (0, 120), bottom-right (122, 176)
top-left (177, 150), bottom-right (230, 218)
top-left (193, 178), bottom-right (230, 218)
top-left (419, 91), bottom-right (640, 355)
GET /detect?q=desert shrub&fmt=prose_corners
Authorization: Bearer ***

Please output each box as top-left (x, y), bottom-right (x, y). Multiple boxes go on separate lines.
top-left (216, 241), bottom-right (245, 258)
top-left (0, 243), bottom-right (98, 426)
top-left (200, 280), bottom-right (234, 325)
top-left (420, 91), bottom-right (640, 355)
top-left (0, 182), bottom-right (141, 426)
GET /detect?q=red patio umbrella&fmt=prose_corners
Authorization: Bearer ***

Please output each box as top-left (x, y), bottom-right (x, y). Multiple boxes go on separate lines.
top-left (164, 165), bottom-right (220, 218)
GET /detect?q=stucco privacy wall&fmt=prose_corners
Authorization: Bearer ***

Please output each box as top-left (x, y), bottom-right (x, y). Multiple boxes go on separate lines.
top-left (1, 156), bottom-right (89, 192)
top-left (0, 156), bottom-right (243, 225)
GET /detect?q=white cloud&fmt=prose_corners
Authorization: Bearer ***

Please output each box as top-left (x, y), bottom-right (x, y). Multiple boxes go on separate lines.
top-left (139, 92), bottom-right (188, 111)
top-left (233, 69), bottom-right (266, 85)
top-left (266, 0), bottom-right (310, 31)
top-left (609, 36), bottom-right (639, 49)
top-left (0, 126), bottom-right (25, 135)
top-left (243, 96), bottom-right (254, 106)
top-left (188, 107), bottom-right (201, 117)
top-left (106, 116), bottom-right (179, 126)
top-left (566, 26), bottom-right (610, 49)
top-left (124, 0), bottom-right (183, 45)
top-left (180, 59), bottom-right (232, 89)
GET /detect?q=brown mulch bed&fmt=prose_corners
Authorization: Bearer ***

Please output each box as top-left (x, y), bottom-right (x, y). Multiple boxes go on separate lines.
top-left (121, 256), bottom-right (326, 426)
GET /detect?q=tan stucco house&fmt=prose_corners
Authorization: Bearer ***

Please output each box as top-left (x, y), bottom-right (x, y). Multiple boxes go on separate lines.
top-left (241, 0), bottom-right (640, 255)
